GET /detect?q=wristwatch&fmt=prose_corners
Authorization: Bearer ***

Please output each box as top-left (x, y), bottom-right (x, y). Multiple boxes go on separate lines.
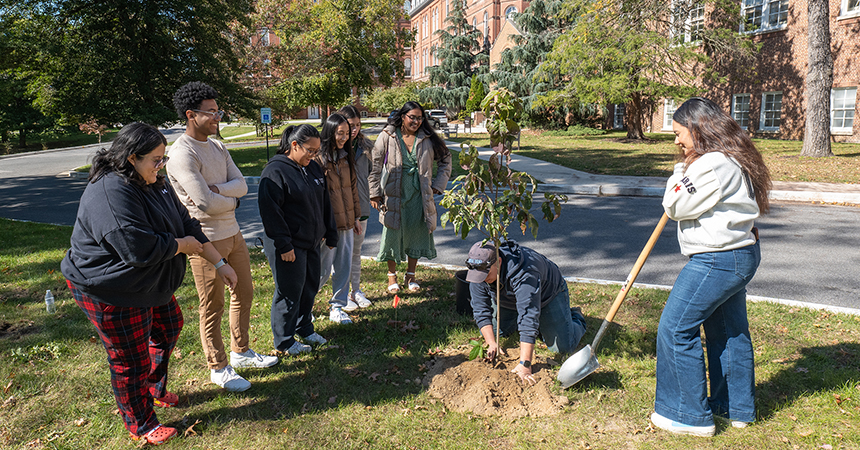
top-left (213, 258), bottom-right (228, 269)
top-left (518, 360), bottom-right (531, 368)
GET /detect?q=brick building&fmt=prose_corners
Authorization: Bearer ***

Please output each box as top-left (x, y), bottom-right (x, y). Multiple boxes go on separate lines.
top-left (640, 0), bottom-right (859, 142)
top-left (407, 0), bottom-right (530, 81)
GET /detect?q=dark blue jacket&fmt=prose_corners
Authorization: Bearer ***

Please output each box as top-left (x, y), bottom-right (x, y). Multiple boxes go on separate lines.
top-left (61, 173), bottom-right (208, 307)
top-left (258, 155), bottom-right (337, 254)
top-left (469, 241), bottom-right (566, 345)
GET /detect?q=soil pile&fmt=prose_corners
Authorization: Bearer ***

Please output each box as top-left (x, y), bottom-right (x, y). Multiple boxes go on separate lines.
top-left (422, 346), bottom-right (569, 419)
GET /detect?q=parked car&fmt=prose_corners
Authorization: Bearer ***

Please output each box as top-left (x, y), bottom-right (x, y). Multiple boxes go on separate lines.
top-left (425, 109), bottom-right (448, 130)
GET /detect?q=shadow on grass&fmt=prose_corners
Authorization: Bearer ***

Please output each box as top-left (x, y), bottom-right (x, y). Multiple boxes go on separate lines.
top-left (756, 342), bottom-right (860, 421)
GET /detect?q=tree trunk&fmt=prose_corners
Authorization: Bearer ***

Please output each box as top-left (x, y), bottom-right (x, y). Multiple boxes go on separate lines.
top-left (626, 92), bottom-right (646, 140)
top-left (18, 128), bottom-right (27, 148)
top-left (800, 0), bottom-right (834, 157)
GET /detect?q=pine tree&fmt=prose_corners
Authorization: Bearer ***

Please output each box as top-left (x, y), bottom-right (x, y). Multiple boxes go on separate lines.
top-left (490, 0), bottom-right (573, 128)
top-left (421, 0), bottom-right (488, 117)
top-left (464, 75), bottom-right (487, 116)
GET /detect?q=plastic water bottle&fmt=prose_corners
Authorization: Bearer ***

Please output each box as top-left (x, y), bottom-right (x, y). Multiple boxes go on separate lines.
top-left (45, 290), bottom-right (56, 314)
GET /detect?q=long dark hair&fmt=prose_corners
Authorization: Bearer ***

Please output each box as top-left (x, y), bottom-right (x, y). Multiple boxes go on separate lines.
top-left (89, 122), bottom-right (167, 189)
top-left (337, 105), bottom-right (367, 148)
top-left (388, 101), bottom-right (449, 160)
top-left (673, 97), bottom-right (772, 213)
top-left (277, 124), bottom-right (320, 155)
top-left (320, 113), bottom-right (355, 175)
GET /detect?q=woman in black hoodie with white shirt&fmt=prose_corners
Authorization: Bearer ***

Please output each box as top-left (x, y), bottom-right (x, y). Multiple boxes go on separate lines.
top-left (259, 124), bottom-right (338, 356)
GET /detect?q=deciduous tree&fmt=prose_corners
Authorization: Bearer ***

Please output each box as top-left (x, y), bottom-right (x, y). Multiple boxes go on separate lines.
top-left (800, 0), bottom-right (833, 157)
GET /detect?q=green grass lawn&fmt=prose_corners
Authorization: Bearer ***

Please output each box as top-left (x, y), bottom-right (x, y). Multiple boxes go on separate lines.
top-left (1, 217), bottom-right (859, 449)
top-left (2, 129), bottom-right (120, 154)
top-left (449, 130), bottom-right (860, 184)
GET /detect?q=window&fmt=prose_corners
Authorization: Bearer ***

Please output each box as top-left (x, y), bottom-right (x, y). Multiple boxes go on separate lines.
top-left (260, 28), bottom-right (270, 46)
top-left (841, 0), bottom-right (860, 16)
top-left (663, 99), bottom-right (677, 130)
top-left (473, 17), bottom-right (477, 30)
top-left (422, 16), bottom-right (427, 39)
top-left (484, 11), bottom-right (489, 37)
top-left (742, 0), bottom-right (788, 33)
top-left (732, 94), bottom-right (751, 129)
top-left (414, 57), bottom-right (419, 77)
top-left (672, 2), bottom-right (705, 44)
top-left (760, 92), bottom-right (782, 131)
top-left (613, 104), bottom-right (626, 129)
top-left (505, 6), bottom-right (518, 19)
top-left (433, 8), bottom-right (437, 32)
top-left (831, 87), bottom-right (857, 133)
top-left (423, 49), bottom-right (428, 75)
top-left (404, 58), bottom-right (412, 77)
top-left (446, 0), bottom-right (450, 16)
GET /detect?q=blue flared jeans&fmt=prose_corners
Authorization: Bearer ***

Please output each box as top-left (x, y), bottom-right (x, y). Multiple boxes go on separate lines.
top-left (655, 241), bottom-right (760, 427)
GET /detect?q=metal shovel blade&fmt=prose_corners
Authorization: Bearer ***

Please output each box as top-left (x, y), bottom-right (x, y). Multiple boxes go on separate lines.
top-left (557, 344), bottom-right (600, 388)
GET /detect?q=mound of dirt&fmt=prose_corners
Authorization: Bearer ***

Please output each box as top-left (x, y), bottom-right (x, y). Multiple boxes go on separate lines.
top-left (422, 346), bottom-right (569, 419)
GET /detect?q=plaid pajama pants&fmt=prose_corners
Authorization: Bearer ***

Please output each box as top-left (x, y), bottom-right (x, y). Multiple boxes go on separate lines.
top-left (68, 280), bottom-right (183, 436)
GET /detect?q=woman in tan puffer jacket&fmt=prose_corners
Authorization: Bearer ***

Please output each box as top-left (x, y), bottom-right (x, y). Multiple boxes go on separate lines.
top-left (317, 113), bottom-right (361, 325)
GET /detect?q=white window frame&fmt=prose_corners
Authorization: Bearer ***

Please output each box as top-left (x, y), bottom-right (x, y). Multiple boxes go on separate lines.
top-left (839, 0), bottom-right (860, 18)
top-left (831, 87), bottom-right (857, 134)
top-left (741, 0), bottom-right (788, 34)
top-left (663, 99), bottom-right (677, 131)
top-left (505, 6), bottom-right (518, 19)
top-left (759, 91), bottom-right (783, 132)
top-left (483, 11), bottom-right (489, 37)
top-left (671, 1), bottom-right (705, 44)
top-left (259, 28), bottom-right (270, 47)
top-left (404, 58), bottom-right (412, 77)
top-left (732, 94), bottom-right (751, 129)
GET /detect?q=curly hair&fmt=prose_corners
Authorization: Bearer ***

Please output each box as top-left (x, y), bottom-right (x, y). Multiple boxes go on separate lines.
top-left (172, 82), bottom-right (219, 120)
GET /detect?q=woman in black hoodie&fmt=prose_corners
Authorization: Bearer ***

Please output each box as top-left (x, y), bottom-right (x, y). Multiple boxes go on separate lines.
top-left (259, 124), bottom-right (337, 355)
top-left (61, 122), bottom-right (237, 445)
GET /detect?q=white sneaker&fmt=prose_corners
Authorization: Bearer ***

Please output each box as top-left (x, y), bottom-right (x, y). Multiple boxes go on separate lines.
top-left (299, 332), bottom-right (328, 346)
top-left (353, 291), bottom-right (372, 308)
top-left (329, 307), bottom-right (353, 325)
top-left (284, 340), bottom-right (312, 355)
top-left (342, 299), bottom-right (359, 312)
top-left (230, 349), bottom-right (279, 369)
top-left (715, 415), bottom-right (749, 428)
top-left (650, 412), bottom-right (715, 437)
top-left (211, 365), bottom-right (251, 392)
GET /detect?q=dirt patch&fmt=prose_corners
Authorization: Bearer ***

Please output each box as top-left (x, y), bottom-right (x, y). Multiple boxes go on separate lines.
top-left (0, 320), bottom-right (37, 340)
top-left (422, 346), bottom-right (568, 419)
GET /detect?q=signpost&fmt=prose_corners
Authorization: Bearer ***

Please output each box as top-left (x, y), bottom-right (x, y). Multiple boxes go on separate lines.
top-left (261, 107), bottom-right (272, 160)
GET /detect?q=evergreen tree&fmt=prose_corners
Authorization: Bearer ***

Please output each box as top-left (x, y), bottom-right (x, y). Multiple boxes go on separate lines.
top-left (464, 75), bottom-right (487, 116)
top-left (491, 0), bottom-right (574, 128)
top-left (422, 0), bottom-right (488, 117)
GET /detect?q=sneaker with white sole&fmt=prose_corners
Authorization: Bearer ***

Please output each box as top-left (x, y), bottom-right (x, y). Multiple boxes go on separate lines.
top-left (211, 365), bottom-right (251, 392)
top-left (342, 299), bottom-right (359, 312)
top-left (352, 291), bottom-right (372, 308)
top-left (329, 307), bottom-right (353, 324)
top-left (299, 332), bottom-right (327, 346)
top-left (284, 340), bottom-right (312, 355)
top-left (230, 349), bottom-right (279, 369)
top-left (650, 412), bottom-right (715, 437)
top-left (714, 415), bottom-right (749, 428)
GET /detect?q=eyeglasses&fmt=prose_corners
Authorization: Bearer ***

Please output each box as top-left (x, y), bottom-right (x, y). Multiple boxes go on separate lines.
top-left (465, 257), bottom-right (495, 271)
top-left (192, 109), bottom-right (225, 120)
top-left (299, 144), bottom-right (320, 156)
top-left (153, 156), bottom-right (169, 168)
top-left (406, 114), bottom-right (424, 122)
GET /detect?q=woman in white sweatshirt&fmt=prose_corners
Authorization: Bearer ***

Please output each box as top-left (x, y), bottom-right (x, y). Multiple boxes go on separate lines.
top-left (651, 97), bottom-right (771, 437)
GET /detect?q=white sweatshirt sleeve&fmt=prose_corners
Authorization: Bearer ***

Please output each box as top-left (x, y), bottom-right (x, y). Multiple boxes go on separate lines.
top-left (662, 161), bottom-right (722, 221)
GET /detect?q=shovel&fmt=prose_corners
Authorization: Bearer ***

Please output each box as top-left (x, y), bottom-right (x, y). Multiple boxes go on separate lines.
top-left (558, 213), bottom-right (670, 388)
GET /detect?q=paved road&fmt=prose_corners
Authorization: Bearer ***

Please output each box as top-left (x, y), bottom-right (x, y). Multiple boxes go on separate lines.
top-left (3, 152), bottom-right (858, 312)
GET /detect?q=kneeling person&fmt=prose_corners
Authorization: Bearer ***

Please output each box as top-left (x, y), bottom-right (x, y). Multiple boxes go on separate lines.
top-left (466, 241), bottom-right (587, 385)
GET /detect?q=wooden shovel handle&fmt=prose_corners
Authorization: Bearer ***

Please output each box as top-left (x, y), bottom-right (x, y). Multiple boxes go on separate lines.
top-left (604, 212), bottom-right (669, 323)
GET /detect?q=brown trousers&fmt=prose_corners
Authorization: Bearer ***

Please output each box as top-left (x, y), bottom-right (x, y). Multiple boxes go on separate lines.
top-left (189, 232), bottom-right (254, 370)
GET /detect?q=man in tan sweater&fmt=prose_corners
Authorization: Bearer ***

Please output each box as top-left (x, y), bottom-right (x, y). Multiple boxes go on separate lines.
top-left (167, 82), bottom-right (277, 392)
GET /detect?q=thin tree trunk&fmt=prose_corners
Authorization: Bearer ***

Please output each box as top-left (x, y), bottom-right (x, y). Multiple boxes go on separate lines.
top-left (18, 129), bottom-right (26, 148)
top-left (801, 0), bottom-right (834, 157)
top-left (626, 92), bottom-right (646, 140)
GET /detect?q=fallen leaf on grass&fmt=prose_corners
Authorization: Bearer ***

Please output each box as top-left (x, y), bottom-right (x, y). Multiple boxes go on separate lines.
top-left (796, 367), bottom-right (809, 373)
top-left (173, 348), bottom-right (182, 360)
top-left (819, 445), bottom-right (833, 449)
top-left (74, 418), bottom-right (88, 427)
top-left (3, 381), bottom-right (12, 394)
top-left (2, 396), bottom-right (16, 408)
top-left (89, 336), bottom-right (99, 344)
top-left (796, 428), bottom-right (815, 437)
top-left (369, 372), bottom-right (381, 381)
top-left (328, 396), bottom-right (337, 404)
top-left (183, 419), bottom-right (201, 437)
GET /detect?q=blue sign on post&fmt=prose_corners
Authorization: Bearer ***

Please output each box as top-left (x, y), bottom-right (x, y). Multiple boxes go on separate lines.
top-left (261, 107), bottom-right (272, 124)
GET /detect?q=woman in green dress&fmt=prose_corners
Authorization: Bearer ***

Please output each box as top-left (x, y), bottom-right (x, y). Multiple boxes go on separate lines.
top-left (368, 101), bottom-right (452, 293)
